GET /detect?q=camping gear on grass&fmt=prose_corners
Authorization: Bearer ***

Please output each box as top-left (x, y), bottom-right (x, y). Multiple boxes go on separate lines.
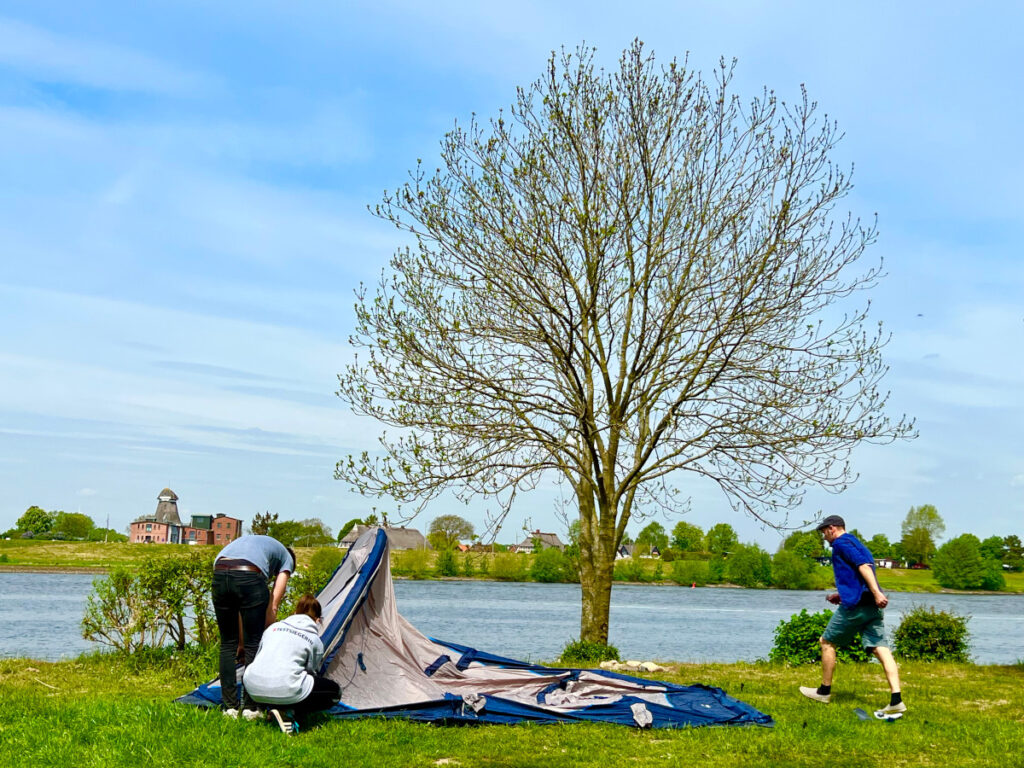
top-left (179, 529), bottom-right (772, 729)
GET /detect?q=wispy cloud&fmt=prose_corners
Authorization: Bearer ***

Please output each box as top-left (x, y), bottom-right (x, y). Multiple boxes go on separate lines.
top-left (0, 16), bottom-right (216, 95)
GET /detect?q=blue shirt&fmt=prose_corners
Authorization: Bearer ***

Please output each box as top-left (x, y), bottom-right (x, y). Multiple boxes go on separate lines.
top-left (830, 533), bottom-right (875, 607)
top-left (215, 535), bottom-right (295, 579)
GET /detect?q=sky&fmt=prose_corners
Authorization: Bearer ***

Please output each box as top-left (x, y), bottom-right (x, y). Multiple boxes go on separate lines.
top-left (1, 2), bottom-right (1021, 551)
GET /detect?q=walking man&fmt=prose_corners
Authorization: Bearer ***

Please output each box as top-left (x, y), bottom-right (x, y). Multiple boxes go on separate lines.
top-left (799, 515), bottom-right (906, 718)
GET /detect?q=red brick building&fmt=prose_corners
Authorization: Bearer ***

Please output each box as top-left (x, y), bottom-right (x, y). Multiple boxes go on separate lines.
top-left (130, 488), bottom-right (242, 545)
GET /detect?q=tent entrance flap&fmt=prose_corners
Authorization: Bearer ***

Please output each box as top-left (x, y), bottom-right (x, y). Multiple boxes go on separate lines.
top-left (178, 528), bottom-right (773, 728)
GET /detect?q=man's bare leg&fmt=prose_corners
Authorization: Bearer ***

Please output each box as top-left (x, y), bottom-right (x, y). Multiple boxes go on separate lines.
top-left (821, 637), bottom-right (837, 686)
top-left (872, 645), bottom-right (901, 693)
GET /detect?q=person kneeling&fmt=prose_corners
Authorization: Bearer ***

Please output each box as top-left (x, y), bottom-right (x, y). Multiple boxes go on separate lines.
top-left (242, 594), bottom-right (340, 732)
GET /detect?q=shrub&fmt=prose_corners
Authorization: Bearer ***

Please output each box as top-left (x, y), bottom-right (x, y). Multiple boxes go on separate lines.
top-left (530, 547), bottom-right (573, 583)
top-left (893, 605), bottom-right (971, 662)
top-left (82, 551), bottom-right (218, 653)
top-left (707, 557), bottom-right (727, 583)
top-left (461, 553), bottom-right (476, 577)
top-left (669, 559), bottom-right (708, 586)
top-left (491, 552), bottom-right (528, 581)
top-left (769, 609), bottom-right (873, 665)
top-left (282, 547), bottom-right (345, 613)
top-left (613, 558), bottom-right (647, 582)
top-left (558, 638), bottom-right (620, 666)
top-left (392, 548), bottom-right (431, 579)
top-left (932, 534), bottom-right (1005, 590)
top-left (435, 547), bottom-right (459, 576)
top-left (725, 544), bottom-right (772, 587)
top-left (771, 549), bottom-right (814, 590)
top-left (310, 547), bottom-right (344, 574)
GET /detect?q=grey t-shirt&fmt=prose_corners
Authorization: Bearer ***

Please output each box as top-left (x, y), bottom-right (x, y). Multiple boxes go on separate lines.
top-left (215, 535), bottom-right (295, 579)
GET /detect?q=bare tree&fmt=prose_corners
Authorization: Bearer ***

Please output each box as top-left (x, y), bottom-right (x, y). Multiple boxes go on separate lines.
top-left (337, 41), bottom-right (914, 643)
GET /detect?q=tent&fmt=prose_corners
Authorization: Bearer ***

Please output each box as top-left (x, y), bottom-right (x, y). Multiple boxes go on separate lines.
top-left (179, 529), bottom-right (772, 728)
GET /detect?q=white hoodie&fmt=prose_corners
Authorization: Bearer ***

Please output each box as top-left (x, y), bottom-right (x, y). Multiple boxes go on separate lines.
top-left (242, 614), bottom-right (324, 705)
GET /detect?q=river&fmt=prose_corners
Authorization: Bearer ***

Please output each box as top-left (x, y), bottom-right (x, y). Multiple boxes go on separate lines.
top-left (1, 573), bottom-right (1021, 663)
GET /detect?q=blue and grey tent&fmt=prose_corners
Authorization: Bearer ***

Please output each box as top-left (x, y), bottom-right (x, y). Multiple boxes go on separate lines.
top-left (180, 528), bottom-right (772, 728)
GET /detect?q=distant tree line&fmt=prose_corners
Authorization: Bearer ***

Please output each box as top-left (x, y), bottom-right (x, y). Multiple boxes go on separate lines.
top-left (2, 505), bottom-right (126, 542)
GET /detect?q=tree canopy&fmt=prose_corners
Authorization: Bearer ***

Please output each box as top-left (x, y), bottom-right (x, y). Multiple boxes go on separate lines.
top-left (900, 504), bottom-right (945, 564)
top-left (634, 522), bottom-right (669, 554)
top-left (336, 41), bottom-right (913, 642)
top-left (428, 514), bottom-right (476, 549)
top-left (705, 523), bottom-right (739, 556)
top-left (53, 512), bottom-right (94, 540)
top-left (671, 521), bottom-right (704, 552)
top-left (932, 534), bottom-right (1005, 591)
top-left (16, 506), bottom-right (55, 535)
top-left (779, 529), bottom-right (824, 559)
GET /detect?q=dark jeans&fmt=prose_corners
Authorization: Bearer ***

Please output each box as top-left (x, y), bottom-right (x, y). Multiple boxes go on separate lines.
top-left (292, 676), bottom-right (341, 716)
top-left (212, 570), bottom-right (269, 709)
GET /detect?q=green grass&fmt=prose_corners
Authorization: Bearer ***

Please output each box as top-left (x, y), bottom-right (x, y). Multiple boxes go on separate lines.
top-left (0, 652), bottom-right (1021, 767)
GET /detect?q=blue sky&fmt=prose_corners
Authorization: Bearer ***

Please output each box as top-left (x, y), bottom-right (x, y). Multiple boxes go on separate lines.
top-left (1, 2), bottom-right (1021, 550)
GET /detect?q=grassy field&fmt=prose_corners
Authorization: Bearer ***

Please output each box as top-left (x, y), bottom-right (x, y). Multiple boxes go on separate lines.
top-left (0, 652), bottom-right (1021, 767)
top-left (2, 539), bottom-right (1023, 594)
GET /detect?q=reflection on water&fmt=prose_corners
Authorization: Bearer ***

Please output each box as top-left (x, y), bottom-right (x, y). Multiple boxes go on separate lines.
top-left (1, 572), bottom-right (1021, 664)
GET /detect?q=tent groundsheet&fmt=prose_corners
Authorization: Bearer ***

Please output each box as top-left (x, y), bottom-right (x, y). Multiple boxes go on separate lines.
top-left (179, 529), bottom-right (773, 728)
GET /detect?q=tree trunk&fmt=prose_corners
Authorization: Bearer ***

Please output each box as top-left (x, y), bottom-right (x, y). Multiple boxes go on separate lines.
top-left (576, 480), bottom-right (618, 644)
top-left (579, 554), bottom-right (615, 643)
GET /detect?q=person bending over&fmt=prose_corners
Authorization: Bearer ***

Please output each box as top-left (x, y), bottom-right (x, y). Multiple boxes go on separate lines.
top-left (243, 594), bottom-right (341, 731)
top-left (800, 515), bottom-right (906, 718)
top-left (212, 534), bottom-right (295, 718)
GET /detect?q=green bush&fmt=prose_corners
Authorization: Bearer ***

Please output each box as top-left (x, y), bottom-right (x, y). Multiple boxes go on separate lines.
top-left (282, 547), bottom-right (344, 613)
top-left (82, 551), bottom-right (217, 653)
top-left (769, 609), bottom-right (873, 665)
top-left (725, 544), bottom-right (772, 587)
top-left (558, 638), bottom-right (620, 666)
top-left (491, 552), bottom-right (528, 581)
top-left (932, 534), bottom-right (1005, 591)
top-left (309, 547), bottom-right (344, 574)
top-left (461, 553), bottom-right (476, 577)
top-left (669, 559), bottom-right (708, 586)
top-left (392, 548), bottom-right (431, 579)
top-left (771, 549), bottom-right (814, 590)
top-left (530, 547), bottom-right (574, 583)
top-left (893, 605), bottom-right (971, 662)
top-left (613, 558), bottom-right (649, 582)
top-left (435, 547), bottom-right (459, 576)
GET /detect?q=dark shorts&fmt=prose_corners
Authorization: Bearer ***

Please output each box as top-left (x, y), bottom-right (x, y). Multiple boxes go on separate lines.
top-left (823, 602), bottom-right (886, 648)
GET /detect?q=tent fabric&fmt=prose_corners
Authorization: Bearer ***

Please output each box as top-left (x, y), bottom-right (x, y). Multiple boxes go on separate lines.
top-left (178, 528), bottom-right (772, 729)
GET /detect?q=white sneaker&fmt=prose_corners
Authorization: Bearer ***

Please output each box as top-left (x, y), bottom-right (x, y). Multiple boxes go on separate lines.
top-left (241, 708), bottom-right (262, 721)
top-left (222, 708), bottom-right (239, 719)
top-left (268, 708), bottom-right (296, 734)
top-left (799, 686), bottom-right (831, 704)
top-left (874, 701), bottom-right (907, 719)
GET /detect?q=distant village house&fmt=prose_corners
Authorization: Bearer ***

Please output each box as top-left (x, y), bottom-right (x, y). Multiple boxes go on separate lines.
top-left (340, 524), bottom-right (429, 551)
top-left (129, 488), bottom-right (242, 545)
top-left (511, 530), bottom-right (565, 553)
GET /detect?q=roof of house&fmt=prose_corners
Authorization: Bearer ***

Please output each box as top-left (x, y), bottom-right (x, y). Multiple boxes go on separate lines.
top-left (514, 530), bottom-right (565, 550)
top-left (341, 525), bottom-right (429, 550)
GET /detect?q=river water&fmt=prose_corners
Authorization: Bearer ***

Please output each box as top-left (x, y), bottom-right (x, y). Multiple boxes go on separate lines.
top-left (1, 573), bottom-right (1021, 664)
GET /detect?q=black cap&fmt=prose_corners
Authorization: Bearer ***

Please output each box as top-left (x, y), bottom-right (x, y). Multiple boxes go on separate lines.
top-left (816, 514), bottom-right (845, 531)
